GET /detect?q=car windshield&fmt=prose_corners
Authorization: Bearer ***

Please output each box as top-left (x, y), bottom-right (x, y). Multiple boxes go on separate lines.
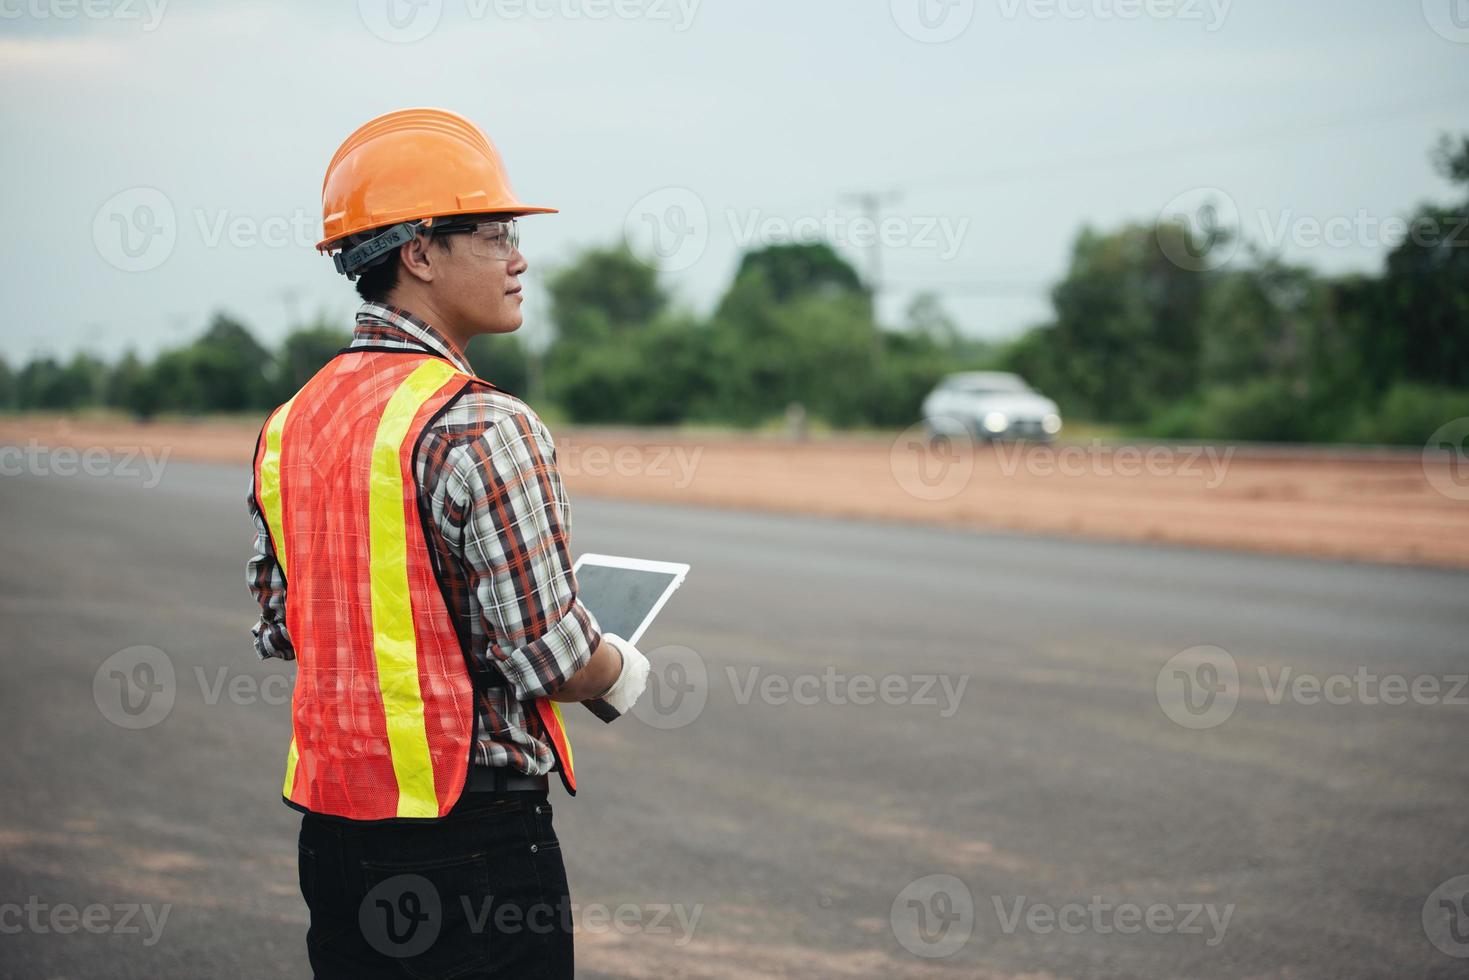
top-left (947, 376), bottom-right (1031, 396)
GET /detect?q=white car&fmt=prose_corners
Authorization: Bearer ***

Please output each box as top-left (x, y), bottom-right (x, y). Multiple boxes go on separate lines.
top-left (921, 371), bottom-right (1063, 442)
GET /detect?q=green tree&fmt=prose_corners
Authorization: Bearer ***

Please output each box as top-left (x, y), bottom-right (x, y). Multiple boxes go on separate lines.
top-left (721, 241), bottom-right (866, 307)
top-left (275, 322), bottom-right (350, 400)
top-left (466, 333), bottom-right (531, 396)
top-left (16, 356), bottom-right (102, 410)
top-left (546, 244), bottom-right (666, 346)
top-left (1369, 134), bottom-right (1469, 388)
top-left (1017, 221), bottom-right (1219, 422)
top-left (105, 350), bottom-right (149, 414)
top-left (0, 356), bottom-right (13, 411)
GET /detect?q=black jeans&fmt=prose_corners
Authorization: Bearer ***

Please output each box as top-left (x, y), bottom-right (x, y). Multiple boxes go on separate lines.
top-left (297, 790), bottom-right (573, 979)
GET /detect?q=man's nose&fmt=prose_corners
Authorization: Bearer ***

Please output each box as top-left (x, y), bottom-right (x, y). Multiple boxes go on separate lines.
top-left (508, 248), bottom-right (528, 275)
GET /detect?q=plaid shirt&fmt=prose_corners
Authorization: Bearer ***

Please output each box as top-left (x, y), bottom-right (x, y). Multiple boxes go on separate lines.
top-left (246, 302), bottom-right (604, 777)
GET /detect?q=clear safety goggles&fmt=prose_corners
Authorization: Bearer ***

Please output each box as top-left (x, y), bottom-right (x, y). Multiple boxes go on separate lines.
top-left (430, 218), bottom-right (520, 261)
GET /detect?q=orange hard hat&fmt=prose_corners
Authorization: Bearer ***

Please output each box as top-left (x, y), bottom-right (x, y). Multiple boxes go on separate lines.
top-left (317, 107), bottom-right (555, 273)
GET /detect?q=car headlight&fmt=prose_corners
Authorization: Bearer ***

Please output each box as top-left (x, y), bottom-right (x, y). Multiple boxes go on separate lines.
top-left (1042, 413), bottom-right (1062, 435)
top-left (982, 412), bottom-right (1009, 434)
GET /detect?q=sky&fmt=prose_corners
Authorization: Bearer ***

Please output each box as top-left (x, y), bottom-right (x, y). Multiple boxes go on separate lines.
top-left (1, 0), bottom-right (1466, 363)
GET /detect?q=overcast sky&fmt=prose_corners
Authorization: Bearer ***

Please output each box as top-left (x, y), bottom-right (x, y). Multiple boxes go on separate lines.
top-left (2, 0), bottom-right (1466, 363)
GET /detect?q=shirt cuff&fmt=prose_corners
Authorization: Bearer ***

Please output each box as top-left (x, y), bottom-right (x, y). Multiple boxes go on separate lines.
top-left (493, 598), bottom-right (602, 701)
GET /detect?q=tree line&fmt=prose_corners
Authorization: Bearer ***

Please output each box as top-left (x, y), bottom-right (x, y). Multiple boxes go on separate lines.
top-left (4, 135), bottom-right (1464, 445)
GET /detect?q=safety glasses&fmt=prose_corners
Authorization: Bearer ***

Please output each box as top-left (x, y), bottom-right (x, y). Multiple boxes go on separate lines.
top-left (430, 218), bottom-right (520, 261)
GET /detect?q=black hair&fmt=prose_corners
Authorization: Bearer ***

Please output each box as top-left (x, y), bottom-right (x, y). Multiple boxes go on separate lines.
top-left (352, 235), bottom-right (452, 304)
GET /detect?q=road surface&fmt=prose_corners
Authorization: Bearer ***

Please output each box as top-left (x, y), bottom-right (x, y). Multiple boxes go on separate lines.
top-left (1, 459), bottom-right (1466, 978)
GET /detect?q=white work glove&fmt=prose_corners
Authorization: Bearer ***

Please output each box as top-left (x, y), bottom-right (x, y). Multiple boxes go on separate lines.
top-left (585, 633), bottom-right (650, 722)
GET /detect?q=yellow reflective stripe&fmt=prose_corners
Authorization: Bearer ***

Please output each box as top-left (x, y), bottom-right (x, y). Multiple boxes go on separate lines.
top-left (258, 397), bottom-right (295, 577)
top-left (282, 737), bottom-right (300, 799)
top-left (549, 700), bottom-right (573, 774)
top-left (257, 397), bottom-right (300, 799)
top-left (370, 360), bottom-right (462, 818)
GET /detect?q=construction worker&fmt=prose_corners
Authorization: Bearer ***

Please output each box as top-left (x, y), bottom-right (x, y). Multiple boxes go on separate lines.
top-left (245, 107), bottom-right (651, 979)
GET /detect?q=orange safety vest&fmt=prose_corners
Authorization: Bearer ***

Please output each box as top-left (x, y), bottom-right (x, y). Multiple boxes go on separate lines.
top-left (252, 349), bottom-right (576, 820)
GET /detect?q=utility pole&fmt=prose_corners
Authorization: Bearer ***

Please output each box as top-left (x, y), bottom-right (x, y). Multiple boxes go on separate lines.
top-left (841, 189), bottom-right (903, 356)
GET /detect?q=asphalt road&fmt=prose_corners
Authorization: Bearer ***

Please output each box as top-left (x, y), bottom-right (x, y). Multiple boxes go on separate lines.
top-left (1, 459), bottom-right (1466, 979)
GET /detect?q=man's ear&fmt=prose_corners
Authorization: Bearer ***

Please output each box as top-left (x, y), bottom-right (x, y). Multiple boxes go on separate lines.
top-left (398, 232), bottom-right (439, 284)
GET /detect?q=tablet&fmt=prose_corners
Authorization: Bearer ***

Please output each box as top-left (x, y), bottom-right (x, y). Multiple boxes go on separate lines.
top-left (572, 553), bottom-right (689, 646)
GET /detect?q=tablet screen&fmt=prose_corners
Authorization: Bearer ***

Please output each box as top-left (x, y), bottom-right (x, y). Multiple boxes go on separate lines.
top-left (574, 563), bottom-right (683, 644)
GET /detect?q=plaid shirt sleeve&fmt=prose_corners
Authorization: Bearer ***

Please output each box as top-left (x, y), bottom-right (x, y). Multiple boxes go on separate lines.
top-left (245, 473), bottom-right (295, 661)
top-left (447, 408), bottom-right (603, 702)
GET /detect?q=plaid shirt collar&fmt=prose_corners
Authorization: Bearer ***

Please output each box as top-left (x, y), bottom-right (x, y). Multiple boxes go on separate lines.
top-left (351, 302), bottom-right (475, 376)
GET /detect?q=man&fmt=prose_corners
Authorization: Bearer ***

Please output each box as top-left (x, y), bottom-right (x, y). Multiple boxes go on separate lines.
top-left (246, 107), bottom-right (650, 979)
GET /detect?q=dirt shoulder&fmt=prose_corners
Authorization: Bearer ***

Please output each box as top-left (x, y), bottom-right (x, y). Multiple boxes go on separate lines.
top-left (3, 415), bottom-right (1466, 569)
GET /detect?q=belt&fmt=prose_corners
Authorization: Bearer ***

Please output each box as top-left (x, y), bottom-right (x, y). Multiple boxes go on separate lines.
top-left (464, 766), bottom-right (550, 794)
